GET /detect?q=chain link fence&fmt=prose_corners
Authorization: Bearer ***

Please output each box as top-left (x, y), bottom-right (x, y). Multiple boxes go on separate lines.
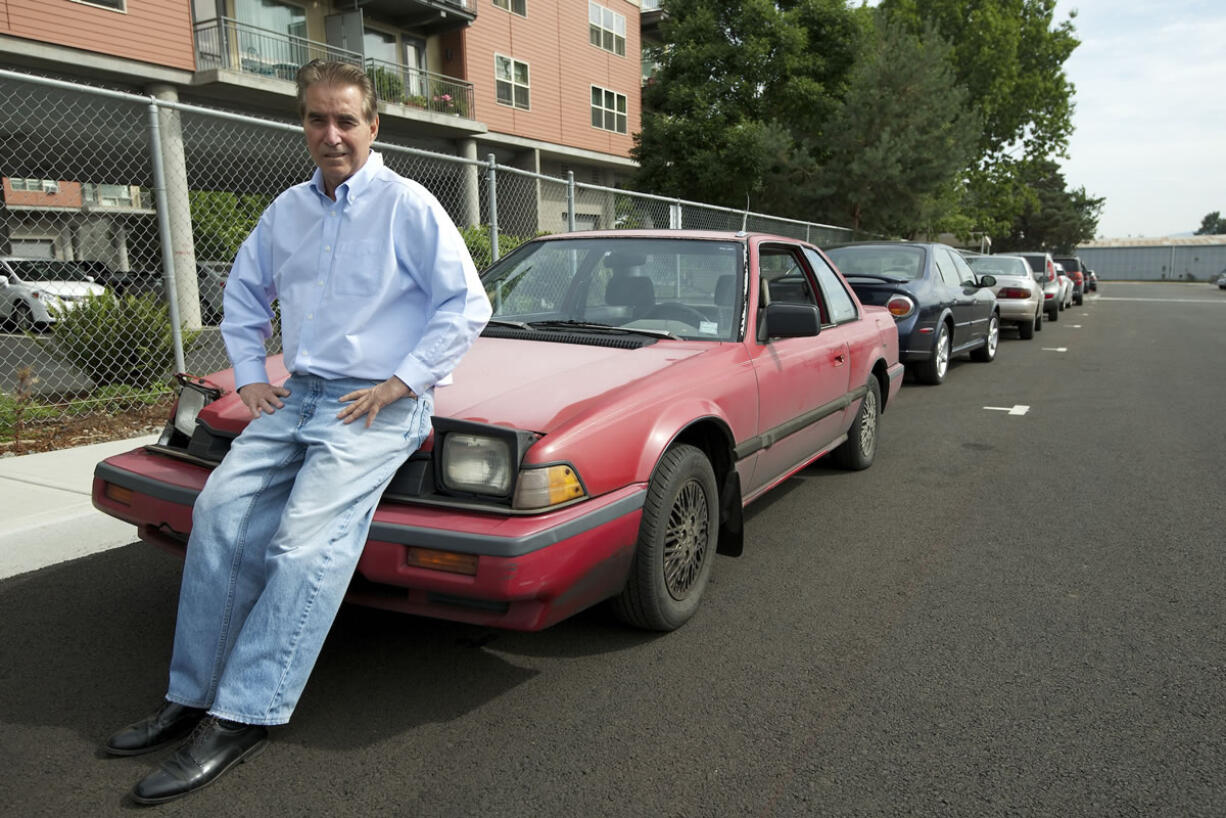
top-left (1, 67), bottom-right (862, 439)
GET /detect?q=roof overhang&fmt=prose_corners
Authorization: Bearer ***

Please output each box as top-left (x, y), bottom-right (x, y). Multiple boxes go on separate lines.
top-left (351, 0), bottom-right (476, 34)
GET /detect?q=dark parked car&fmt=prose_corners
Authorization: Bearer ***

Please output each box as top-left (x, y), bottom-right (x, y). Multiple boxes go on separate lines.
top-left (1053, 256), bottom-right (1086, 305)
top-left (825, 242), bottom-right (999, 385)
top-left (93, 231), bottom-right (904, 632)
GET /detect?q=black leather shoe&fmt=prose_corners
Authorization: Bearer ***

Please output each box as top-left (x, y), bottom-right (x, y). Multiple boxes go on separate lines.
top-left (130, 716), bottom-right (268, 805)
top-left (104, 701), bottom-right (207, 756)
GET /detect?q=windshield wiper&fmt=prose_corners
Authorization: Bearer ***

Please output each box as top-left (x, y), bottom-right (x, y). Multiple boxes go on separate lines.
top-left (484, 318), bottom-right (532, 330)
top-left (526, 320), bottom-right (680, 340)
top-left (843, 273), bottom-right (909, 283)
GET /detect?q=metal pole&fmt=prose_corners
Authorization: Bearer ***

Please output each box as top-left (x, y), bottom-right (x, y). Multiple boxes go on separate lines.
top-left (146, 100), bottom-right (187, 374)
top-left (670, 199), bottom-right (682, 230)
top-left (487, 153), bottom-right (500, 263)
top-left (566, 170), bottom-right (576, 232)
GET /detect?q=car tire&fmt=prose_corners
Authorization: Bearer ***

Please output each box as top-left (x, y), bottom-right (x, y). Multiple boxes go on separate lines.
top-left (13, 301), bottom-right (37, 333)
top-left (972, 314), bottom-right (999, 362)
top-left (1048, 305), bottom-right (1059, 322)
top-left (915, 322), bottom-right (950, 385)
top-left (612, 443), bottom-right (718, 631)
top-left (1019, 317), bottom-right (1035, 340)
top-left (833, 376), bottom-right (880, 471)
top-left (1035, 309), bottom-right (1043, 332)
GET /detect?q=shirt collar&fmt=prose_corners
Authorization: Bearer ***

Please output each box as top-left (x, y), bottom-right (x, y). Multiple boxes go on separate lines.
top-left (310, 150), bottom-right (384, 203)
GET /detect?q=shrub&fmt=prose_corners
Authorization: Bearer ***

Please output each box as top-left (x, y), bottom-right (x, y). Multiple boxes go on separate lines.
top-left (47, 293), bottom-right (200, 390)
top-left (367, 66), bottom-right (405, 105)
top-left (460, 225), bottom-right (532, 271)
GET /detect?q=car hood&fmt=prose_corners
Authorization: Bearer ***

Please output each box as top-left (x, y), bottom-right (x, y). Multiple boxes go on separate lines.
top-left (33, 281), bottom-right (106, 297)
top-left (194, 337), bottom-right (711, 437)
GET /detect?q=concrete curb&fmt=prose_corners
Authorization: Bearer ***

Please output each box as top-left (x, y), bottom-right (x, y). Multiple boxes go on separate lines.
top-left (0, 434), bottom-right (160, 580)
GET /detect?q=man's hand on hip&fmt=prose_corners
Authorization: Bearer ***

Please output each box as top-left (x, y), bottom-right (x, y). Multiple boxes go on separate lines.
top-left (338, 376), bottom-right (416, 427)
top-left (238, 382), bottom-right (291, 418)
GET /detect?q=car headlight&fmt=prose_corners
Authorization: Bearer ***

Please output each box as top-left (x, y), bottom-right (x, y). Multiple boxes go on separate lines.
top-left (441, 433), bottom-right (514, 495)
top-left (171, 374), bottom-right (222, 438)
top-left (432, 418), bottom-right (586, 510)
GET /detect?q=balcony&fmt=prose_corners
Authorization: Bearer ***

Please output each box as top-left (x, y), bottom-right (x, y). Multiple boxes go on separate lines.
top-left (352, 0), bottom-right (476, 35)
top-left (194, 18), bottom-right (363, 81)
top-left (365, 58), bottom-right (475, 120)
top-left (192, 20), bottom-right (476, 122)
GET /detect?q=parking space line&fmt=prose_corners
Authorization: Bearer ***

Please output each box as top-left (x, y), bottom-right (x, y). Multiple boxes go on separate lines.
top-left (1041, 347), bottom-right (1068, 352)
top-left (984, 405), bottom-right (1030, 416)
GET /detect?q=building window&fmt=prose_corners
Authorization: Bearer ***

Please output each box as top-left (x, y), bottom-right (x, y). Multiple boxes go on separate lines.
top-left (590, 86), bottom-right (627, 134)
top-left (493, 0), bottom-right (526, 16)
top-left (495, 55), bottom-right (530, 110)
top-left (10, 178), bottom-right (60, 194)
top-left (71, 0), bottom-right (126, 10)
top-left (589, 2), bottom-right (626, 57)
top-left (84, 183), bottom-right (135, 207)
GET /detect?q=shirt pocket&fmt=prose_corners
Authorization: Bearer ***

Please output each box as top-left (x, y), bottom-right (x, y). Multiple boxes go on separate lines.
top-left (333, 240), bottom-right (388, 297)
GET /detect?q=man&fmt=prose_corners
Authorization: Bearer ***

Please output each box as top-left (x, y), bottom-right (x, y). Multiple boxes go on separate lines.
top-left (103, 60), bottom-right (491, 804)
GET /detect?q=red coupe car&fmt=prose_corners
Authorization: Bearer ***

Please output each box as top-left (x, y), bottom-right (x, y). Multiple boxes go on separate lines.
top-left (93, 231), bottom-right (903, 631)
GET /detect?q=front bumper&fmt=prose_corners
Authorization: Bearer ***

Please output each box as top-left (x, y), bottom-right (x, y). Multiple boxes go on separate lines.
top-left (93, 447), bottom-right (645, 630)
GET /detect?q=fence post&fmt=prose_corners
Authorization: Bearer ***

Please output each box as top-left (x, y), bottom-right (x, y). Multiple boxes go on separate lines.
top-left (670, 199), bottom-right (682, 230)
top-left (566, 171), bottom-right (576, 232)
top-left (146, 100), bottom-right (187, 374)
top-left (486, 153), bottom-right (500, 263)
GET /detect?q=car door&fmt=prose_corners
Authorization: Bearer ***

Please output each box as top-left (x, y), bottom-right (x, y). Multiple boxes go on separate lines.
top-left (948, 249), bottom-right (995, 344)
top-left (937, 246), bottom-right (983, 349)
top-left (743, 241), bottom-right (850, 496)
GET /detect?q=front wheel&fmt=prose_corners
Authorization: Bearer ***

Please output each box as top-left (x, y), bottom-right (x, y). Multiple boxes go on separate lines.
top-left (13, 301), bottom-right (37, 333)
top-left (833, 376), bottom-right (881, 470)
top-left (971, 314), bottom-right (999, 362)
top-left (915, 323), bottom-right (950, 385)
top-left (612, 444), bottom-right (719, 631)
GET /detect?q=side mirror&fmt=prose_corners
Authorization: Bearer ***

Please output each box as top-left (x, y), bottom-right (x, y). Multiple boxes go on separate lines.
top-left (0, 275), bottom-right (8, 286)
top-left (978, 274), bottom-right (997, 288)
top-left (759, 302), bottom-right (821, 341)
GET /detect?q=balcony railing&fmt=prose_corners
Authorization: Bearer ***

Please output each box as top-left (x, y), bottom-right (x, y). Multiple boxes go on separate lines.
top-left (193, 20), bottom-right (476, 121)
top-left (365, 58), bottom-right (475, 120)
top-left (194, 18), bottom-right (362, 81)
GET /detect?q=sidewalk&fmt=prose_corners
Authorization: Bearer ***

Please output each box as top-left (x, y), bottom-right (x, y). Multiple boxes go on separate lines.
top-left (0, 433), bottom-right (159, 580)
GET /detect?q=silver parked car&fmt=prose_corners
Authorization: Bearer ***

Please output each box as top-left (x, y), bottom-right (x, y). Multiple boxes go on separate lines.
top-left (967, 254), bottom-right (1043, 339)
top-left (1013, 251), bottom-right (1063, 322)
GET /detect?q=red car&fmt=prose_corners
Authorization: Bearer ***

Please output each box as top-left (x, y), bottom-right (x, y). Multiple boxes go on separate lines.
top-left (93, 231), bottom-right (903, 632)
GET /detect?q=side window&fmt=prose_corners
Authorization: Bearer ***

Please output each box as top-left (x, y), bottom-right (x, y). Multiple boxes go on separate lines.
top-left (948, 249), bottom-right (977, 286)
top-left (932, 248), bottom-right (959, 288)
top-left (759, 245), bottom-right (820, 309)
top-left (804, 248), bottom-right (858, 324)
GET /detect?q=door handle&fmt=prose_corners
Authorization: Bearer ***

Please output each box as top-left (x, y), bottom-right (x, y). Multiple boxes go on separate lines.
top-left (833, 353), bottom-right (846, 366)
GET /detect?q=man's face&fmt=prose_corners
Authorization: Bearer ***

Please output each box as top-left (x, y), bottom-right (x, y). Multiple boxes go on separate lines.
top-left (303, 82), bottom-right (378, 195)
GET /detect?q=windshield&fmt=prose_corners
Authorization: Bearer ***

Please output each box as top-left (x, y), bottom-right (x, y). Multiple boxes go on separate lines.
top-left (7, 260), bottom-right (96, 282)
top-left (1054, 257), bottom-right (1082, 272)
top-left (481, 237), bottom-right (745, 341)
top-left (825, 245), bottom-right (925, 280)
top-left (1018, 255), bottom-right (1047, 273)
top-left (969, 257), bottom-right (1029, 278)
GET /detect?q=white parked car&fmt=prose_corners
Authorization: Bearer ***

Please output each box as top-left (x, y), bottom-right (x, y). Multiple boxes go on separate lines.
top-left (0, 257), bottom-right (108, 332)
top-left (1053, 262), bottom-right (1073, 310)
top-left (966, 254), bottom-right (1044, 339)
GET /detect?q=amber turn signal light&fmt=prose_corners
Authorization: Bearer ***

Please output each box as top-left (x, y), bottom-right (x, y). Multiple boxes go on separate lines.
top-left (104, 483), bottom-right (133, 506)
top-left (406, 547), bottom-right (478, 576)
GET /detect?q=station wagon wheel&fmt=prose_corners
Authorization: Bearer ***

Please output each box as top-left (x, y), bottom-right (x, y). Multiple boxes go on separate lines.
top-left (13, 302), bottom-right (37, 333)
top-left (916, 323), bottom-right (950, 385)
top-left (972, 314), bottom-right (998, 362)
top-left (612, 443), bottom-right (718, 631)
top-left (833, 376), bottom-right (880, 470)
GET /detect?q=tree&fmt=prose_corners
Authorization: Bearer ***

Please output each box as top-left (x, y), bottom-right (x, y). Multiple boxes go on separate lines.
top-left (992, 159), bottom-right (1103, 253)
top-left (810, 18), bottom-right (980, 236)
top-left (632, 0), bottom-right (864, 218)
top-left (1195, 211), bottom-right (1226, 235)
top-left (880, 0), bottom-right (1079, 164)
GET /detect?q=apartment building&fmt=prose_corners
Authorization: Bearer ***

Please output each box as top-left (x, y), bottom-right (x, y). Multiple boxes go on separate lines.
top-left (0, 0), bottom-right (644, 274)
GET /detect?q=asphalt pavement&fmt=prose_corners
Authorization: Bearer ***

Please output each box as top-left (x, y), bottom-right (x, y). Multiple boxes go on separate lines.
top-left (1, 281), bottom-right (1224, 817)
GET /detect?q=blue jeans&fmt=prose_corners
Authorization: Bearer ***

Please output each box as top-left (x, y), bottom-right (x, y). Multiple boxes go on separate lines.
top-left (165, 374), bottom-right (432, 725)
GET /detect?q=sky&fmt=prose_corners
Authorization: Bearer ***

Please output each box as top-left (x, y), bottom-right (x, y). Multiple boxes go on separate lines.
top-left (1054, 0), bottom-right (1226, 238)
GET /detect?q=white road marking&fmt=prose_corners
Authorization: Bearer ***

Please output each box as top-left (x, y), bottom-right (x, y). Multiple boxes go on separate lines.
top-left (1041, 347), bottom-right (1068, 352)
top-left (984, 405), bottom-right (1031, 416)
top-left (1095, 296), bottom-right (1226, 304)
top-left (1069, 324), bottom-right (1082, 328)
